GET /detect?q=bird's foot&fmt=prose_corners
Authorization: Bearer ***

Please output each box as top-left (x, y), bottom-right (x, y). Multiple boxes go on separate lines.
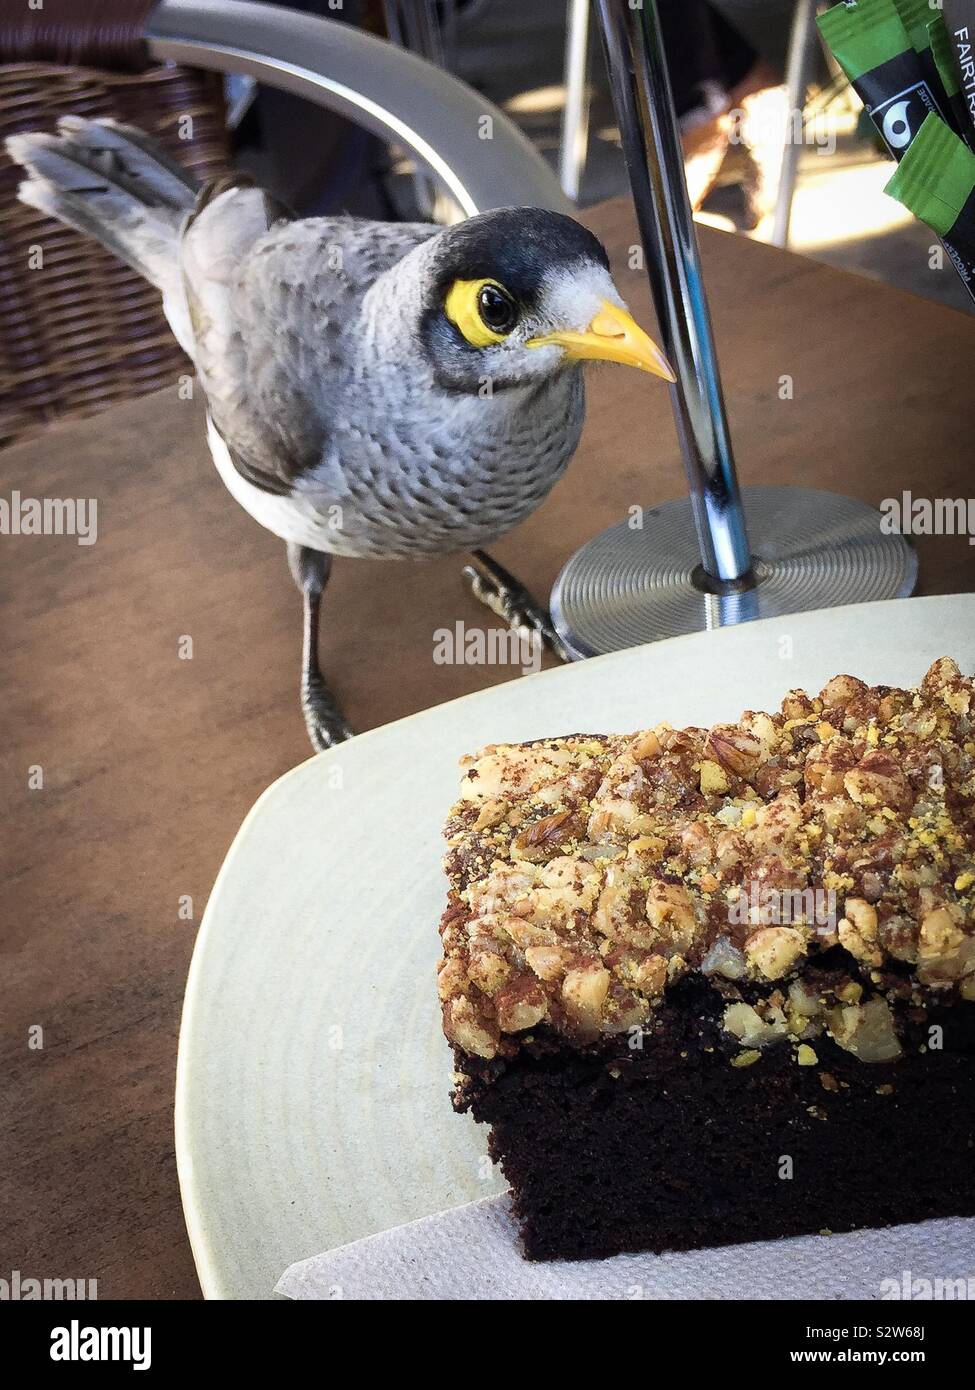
top-left (463, 549), bottom-right (572, 664)
top-left (302, 673), bottom-right (355, 752)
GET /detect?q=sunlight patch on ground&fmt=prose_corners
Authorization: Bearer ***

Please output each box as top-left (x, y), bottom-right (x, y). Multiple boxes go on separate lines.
top-left (504, 85), bottom-right (567, 116)
top-left (771, 155), bottom-right (914, 251)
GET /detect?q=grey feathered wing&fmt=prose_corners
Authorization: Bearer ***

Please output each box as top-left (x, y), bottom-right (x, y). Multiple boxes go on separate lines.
top-left (180, 198), bottom-right (437, 497)
top-left (6, 115), bottom-right (437, 501)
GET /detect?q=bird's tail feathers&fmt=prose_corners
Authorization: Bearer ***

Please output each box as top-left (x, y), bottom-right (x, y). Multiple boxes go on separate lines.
top-left (5, 116), bottom-right (197, 308)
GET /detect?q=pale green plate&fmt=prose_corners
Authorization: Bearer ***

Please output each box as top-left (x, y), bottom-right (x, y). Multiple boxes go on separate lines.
top-left (176, 594), bottom-right (975, 1299)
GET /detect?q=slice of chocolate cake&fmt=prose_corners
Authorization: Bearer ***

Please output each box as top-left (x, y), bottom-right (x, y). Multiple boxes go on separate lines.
top-left (438, 659), bottom-right (975, 1261)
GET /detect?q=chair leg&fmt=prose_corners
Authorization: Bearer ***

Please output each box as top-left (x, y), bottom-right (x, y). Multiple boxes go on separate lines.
top-left (771, 0), bottom-right (820, 248)
top-left (560, 0), bottom-right (592, 202)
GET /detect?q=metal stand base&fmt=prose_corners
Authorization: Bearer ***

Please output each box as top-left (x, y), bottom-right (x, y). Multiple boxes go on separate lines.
top-left (551, 486), bottom-right (918, 660)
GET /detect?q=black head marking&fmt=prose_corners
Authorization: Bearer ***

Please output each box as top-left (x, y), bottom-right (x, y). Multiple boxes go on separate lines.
top-left (428, 207), bottom-right (609, 308)
top-left (420, 208), bottom-right (611, 391)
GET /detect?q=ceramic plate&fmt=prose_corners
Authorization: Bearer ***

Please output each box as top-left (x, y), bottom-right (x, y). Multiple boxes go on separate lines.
top-left (176, 594), bottom-right (975, 1298)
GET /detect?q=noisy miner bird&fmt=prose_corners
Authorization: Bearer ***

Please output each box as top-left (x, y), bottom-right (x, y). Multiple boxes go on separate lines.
top-left (7, 118), bottom-right (674, 750)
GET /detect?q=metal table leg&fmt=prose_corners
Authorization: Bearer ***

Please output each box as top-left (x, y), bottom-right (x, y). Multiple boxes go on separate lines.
top-left (550, 0), bottom-right (916, 659)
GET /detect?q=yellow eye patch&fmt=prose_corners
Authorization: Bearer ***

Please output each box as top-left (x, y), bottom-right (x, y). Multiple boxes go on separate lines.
top-left (444, 278), bottom-right (513, 347)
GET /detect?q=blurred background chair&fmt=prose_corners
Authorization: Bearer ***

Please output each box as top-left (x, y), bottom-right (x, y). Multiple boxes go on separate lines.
top-left (0, 2), bottom-right (229, 447)
top-left (0, 0), bottom-right (566, 448)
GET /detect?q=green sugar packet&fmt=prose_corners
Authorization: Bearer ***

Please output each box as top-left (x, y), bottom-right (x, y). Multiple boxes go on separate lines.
top-left (818, 0), bottom-right (912, 81)
top-left (942, 1), bottom-right (975, 138)
top-left (885, 111), bottom-right (975, 295)
top-left (820, 1), bottom-right (975, 303)
top-left (817, 0), bottom-right (906, 79)
top-left (893, 0), bottom-right (975, 149)
top-left (893, 0), bottom-right (940, 54)
top-left (894, 0), bottom-right (969, 133)
top-left (818, 0), bottom-right (953, 153)
top-left (929, 16), bottom-right (975, 149)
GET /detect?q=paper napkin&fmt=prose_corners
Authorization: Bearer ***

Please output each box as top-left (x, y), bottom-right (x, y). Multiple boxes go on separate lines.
top-left (276, 1193), bottom-right (974, 1301)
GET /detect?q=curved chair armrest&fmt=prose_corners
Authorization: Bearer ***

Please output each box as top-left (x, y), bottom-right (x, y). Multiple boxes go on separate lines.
top-left (146, 0), bottom-right (571, 217)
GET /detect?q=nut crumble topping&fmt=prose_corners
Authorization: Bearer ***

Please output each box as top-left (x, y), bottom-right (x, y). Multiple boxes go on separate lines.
top-left (438, 659), bottom-right (975, 1060)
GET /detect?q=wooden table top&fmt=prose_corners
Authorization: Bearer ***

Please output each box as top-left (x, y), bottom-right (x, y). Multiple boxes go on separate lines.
top-left (3, 198), bottom-right (974, 1299)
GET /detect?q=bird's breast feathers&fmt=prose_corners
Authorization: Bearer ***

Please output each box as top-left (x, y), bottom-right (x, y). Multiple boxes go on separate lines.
top-left (193, 211), bottom-right (588, 556)
top-left (207, 368), bottom-right (584, 559)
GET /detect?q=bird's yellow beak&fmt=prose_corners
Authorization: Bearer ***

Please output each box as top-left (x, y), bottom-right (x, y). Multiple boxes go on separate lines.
top-left (527, 300), bottom-right (675, 380)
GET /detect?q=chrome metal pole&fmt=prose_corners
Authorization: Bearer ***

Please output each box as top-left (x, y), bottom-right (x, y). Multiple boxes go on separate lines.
top-left (594, 0), bottom-right (752, 585)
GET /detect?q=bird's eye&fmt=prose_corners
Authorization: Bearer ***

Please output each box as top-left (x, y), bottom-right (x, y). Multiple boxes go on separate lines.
top-left (444, 278), bottom-right (518, 347)
top-left (477, 283), bottom-right (516, 334)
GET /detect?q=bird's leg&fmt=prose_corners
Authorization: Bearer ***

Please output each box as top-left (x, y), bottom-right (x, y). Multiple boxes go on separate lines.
top-left (463, 549), bottom-right (572, 664)
top-left (287, 543), bottom-right (355, 752)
